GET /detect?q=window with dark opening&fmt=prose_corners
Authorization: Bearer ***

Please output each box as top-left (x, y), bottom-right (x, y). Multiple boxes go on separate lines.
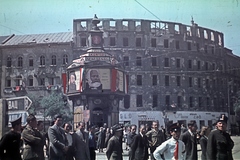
top-left (137, 75), bottom-right (142, 86)
top-left (152, 95), bottom-right (158, 108)
top-left (123, 37), bottom-right (128, 46)
top-left (136, 95), bottom-right (142, 107)
top-left (151, 38), bottom-right (156, 47)
top-left (123, 56), bottom-right (129, 66)
top-left (152, 75), bottom-right (157, 86)
top-left (165, 75), bottom-right (169, 86)
top-left (110, 37), bottom-right (116, 46)
top-left (136, 37), bottom-right (141, 47)
top-left (81, 37), bottom-right (86, 46)
top-left (136, 57), bottom-right (142, 66)
top-left (164, 39), bottom-right (169, 48)
top-left (152, 57), bottom-right (157, 66)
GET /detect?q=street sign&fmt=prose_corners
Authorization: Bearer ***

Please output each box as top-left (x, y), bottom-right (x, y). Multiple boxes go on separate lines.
top-left (8, 111), bottom-right (28, 127)
top-left (6, 96), bottom-right (32, 111)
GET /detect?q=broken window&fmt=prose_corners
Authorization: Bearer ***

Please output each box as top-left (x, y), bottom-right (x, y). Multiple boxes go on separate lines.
top-left (135, 21), bottom-right (141, 31)
top-left (175, 24), bottom-right (180, 34)
top-left (204, 30), bottom-right (208, 39)
top-left (80, 21), bottom-right (87, 30)
top-left (211, 32), bottom-right (215, 41)
top-left (186, 26), bottom-right (192, 36)
top-left (122, 20), bottom-right (128, 30)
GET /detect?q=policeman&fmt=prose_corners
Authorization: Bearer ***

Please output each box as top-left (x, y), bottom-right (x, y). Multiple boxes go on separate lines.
top-left (207, 114), bottom-right (234, 160)
top-left (0, 116), bottom-right (22, 160)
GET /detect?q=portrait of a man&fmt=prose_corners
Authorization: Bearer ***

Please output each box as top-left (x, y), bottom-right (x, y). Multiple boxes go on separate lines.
top-left (86, 69), bottom-right (102, 90)
top-left (68, 72), bottom-right (77, 92)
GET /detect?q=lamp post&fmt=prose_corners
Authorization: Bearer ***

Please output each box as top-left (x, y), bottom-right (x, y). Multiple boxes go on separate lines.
top-left (228, 80), bottom-right (233, 133)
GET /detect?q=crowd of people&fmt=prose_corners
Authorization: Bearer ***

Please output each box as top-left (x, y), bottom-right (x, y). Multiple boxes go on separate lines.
top-left (0, 113), bottom-right (235, 160)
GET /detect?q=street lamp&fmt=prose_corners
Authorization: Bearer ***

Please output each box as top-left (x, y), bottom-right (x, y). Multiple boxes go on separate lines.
top-left (228, 80), bottom-right (233, 133)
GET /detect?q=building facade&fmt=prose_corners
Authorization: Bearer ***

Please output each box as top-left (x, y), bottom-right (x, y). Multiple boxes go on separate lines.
top-left (1, 17), bottom-right (240, 131)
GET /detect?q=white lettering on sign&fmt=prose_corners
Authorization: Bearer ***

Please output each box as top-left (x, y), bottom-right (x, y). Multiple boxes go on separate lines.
top-left (85, 56), bottom-right (110, 61)
top-left (89, 53), bottom-right (107, 56)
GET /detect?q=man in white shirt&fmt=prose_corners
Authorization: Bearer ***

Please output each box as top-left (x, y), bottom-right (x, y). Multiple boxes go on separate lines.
top-left (153, 123), bottom-right (185, 160)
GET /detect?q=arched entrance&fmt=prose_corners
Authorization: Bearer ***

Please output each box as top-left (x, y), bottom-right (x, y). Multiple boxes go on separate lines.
top-left (92, 108), bottom-right (104, 127)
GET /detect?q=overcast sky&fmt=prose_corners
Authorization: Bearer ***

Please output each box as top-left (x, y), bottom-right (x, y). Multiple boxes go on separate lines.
top-left (0, 0), bottom-right (239, 55)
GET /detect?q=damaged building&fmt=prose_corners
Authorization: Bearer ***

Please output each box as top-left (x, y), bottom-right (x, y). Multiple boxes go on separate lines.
top-left (1, 17), bottom-right (240, 131)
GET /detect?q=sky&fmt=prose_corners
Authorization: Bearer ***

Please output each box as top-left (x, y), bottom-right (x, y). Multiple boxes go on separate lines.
top-left (0, 0), bottom-right (240, 55)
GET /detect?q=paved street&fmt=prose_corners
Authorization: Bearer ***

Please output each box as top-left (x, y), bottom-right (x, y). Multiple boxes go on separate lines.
top-left (96, 136), bottom-right (240, 160)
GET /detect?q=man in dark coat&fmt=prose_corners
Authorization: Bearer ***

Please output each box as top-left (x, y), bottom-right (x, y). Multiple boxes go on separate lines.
top-left (22, 114), bottom-right (45, 160)
top-left (48, 114), bottom-right (68, 160)
top-left (207, 114), bottom-right (234, 160)
top-left (106, 124), bottom-right (123, 160)
top-left (0, 116), bottom-right (22, 160)
top-left (130, 124), bottom-right (149, 160)
top-left (179, 120), bottom-right (198, 160)
top-left (146, 121), bottom-right (166, 160)
top-left (127, 124), bottom-right (137, 159)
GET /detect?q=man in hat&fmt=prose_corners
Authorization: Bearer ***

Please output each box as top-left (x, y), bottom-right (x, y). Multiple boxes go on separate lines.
top-left (22, 114), bottom-right (45, 160)
top-left (106, 124), bottom-right (123, 160)
top-left (0, 116), bottom-right (22, 160)
top-left (207, 114), bottom-right (234, 160)
top-left (153, 123), bottom-right (185, 160)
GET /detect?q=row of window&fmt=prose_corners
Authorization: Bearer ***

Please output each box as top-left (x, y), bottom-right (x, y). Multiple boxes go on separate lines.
top-left (6, 55), bottom-right (68, 68)
top-left (79, 20), bottom-right (222, 46)
top-left (81, 36), bottom-right (217, 52)
top-left (123, 56), bottom-right (224, 70)
top-left (5, 76), bottom-right (58, 87)
top-left (135, 94), bottom-right (226, 109)
top-left (131, 75), bottom-right (229, 88)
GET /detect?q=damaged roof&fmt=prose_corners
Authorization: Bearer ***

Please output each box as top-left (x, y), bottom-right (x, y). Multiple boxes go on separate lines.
top-left (1, 32), bottom-right (73, 46)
